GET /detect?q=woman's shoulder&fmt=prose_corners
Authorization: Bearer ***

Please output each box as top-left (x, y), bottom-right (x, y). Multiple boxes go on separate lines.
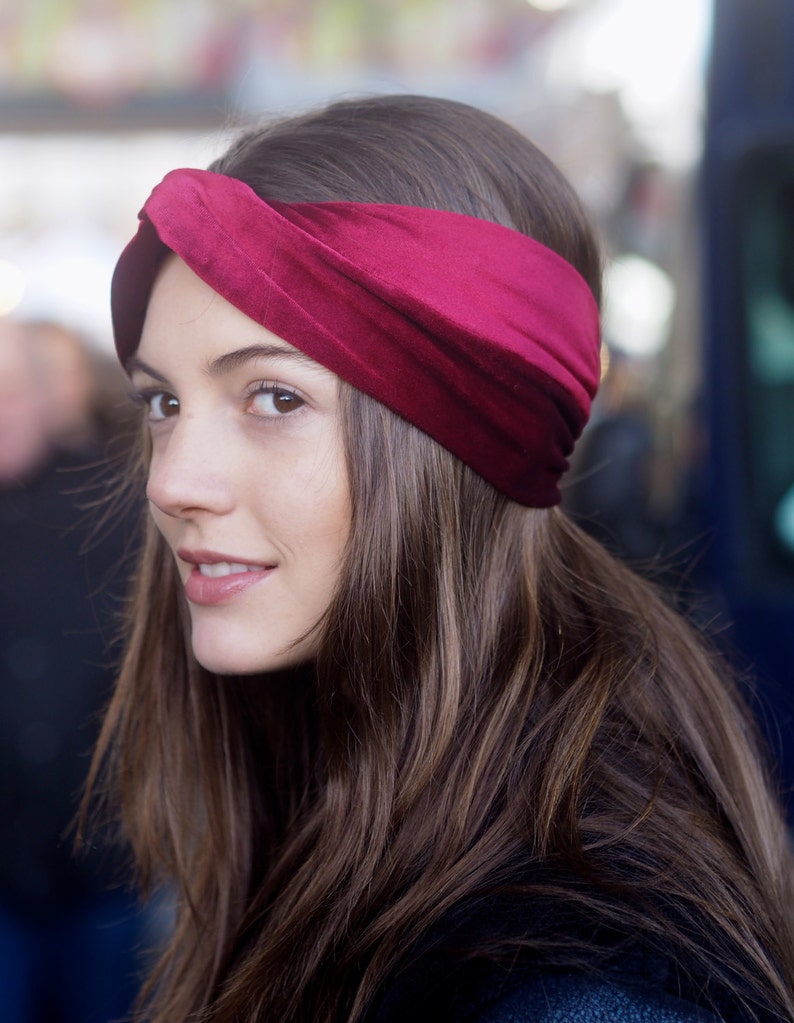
top-left (371, 950), bottom-right (737, 1023)
top-left (469, 968), bottom-right (722, 1022)
top-left (368, 893), bottom-right (755, 1023)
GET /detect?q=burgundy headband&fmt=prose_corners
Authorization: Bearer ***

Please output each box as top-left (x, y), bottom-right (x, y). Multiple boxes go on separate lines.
top-left (111, 168), bottom-right (600, 506)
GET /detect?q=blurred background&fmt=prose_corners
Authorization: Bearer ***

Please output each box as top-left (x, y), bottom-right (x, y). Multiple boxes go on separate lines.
top-left (0, 0), bottom-right (793, 1018)
top-left (0, 0), bottom-right (709, 346)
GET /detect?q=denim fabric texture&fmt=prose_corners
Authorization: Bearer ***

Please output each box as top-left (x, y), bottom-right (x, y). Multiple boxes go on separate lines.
top-left (472, 970), bottom-right (721, 1022)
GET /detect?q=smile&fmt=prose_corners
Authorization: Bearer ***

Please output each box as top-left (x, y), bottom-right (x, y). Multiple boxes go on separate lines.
top-left (184, 561), bottom-right (275, 606)
top-left (198, 562), bottom-right (265, 577)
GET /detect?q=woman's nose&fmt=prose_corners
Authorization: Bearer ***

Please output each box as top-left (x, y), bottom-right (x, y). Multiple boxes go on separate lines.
top-left (145, 416), bottom-right (235, 519)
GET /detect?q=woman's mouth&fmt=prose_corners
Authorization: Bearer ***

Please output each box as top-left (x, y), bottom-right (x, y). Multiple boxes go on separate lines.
top-left (183, 558), bottom-right (276, 606)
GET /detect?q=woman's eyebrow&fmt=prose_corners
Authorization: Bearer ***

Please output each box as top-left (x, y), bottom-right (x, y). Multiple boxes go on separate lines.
top-left (126, 355), bottom-right (168, 383)
top-left (206, 344), bottom-right (317, 377)
top-left (126, 344), bottom-right (316, 383)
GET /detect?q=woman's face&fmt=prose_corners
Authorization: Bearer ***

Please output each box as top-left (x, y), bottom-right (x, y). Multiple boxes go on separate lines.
top-left (131, 256), bottom-right (351, 675)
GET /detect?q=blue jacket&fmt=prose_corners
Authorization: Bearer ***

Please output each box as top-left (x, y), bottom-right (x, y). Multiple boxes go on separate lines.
top-left (367, 885), bottom-right (765, 1022)
top-left (372, 958), bottom-right (732, 1022)
top-left (466, 968), bottom-right (722, 1022)
top-left (370, 932), bottom-right (746, 1022)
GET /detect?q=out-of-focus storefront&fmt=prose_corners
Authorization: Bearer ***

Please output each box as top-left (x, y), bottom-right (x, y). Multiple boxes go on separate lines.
top-left (0, 0), bottom-right (709, 358)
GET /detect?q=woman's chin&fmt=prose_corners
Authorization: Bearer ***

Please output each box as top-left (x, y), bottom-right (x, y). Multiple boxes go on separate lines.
top-left (190, 635), bottom-right (317, 677)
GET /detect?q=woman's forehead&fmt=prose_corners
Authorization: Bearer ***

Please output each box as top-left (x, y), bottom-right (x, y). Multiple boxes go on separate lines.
top-left (137, 255), bottom-right (310, 370)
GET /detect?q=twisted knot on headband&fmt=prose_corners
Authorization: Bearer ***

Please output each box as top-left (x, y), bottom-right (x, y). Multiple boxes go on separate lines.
top-left (111, 168), bottom-right (601, 506)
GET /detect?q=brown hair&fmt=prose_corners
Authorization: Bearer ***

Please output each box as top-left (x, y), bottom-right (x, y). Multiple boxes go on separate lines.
top-left (85, 95), bottom-right (794, 1021)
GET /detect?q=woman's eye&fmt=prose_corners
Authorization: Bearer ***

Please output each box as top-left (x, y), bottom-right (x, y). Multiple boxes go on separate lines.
top-left (248, 386), bottom-right (305, 417)
top-left (145, 391), bottom-right (180, 421)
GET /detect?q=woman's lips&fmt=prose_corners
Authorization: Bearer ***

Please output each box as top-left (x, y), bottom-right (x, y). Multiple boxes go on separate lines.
top-left (183, 561), bottom-right (275, 606)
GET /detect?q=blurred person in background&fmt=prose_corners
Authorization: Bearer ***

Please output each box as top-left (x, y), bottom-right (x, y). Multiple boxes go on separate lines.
top-left (24, 319), bottom-right (137, 455)
top-left (0, 323), bottom-right (52, 485)
top-left (0, 318), bottom-right (145, 1023)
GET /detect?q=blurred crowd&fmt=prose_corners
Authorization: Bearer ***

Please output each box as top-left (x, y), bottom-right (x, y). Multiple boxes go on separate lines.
top-left (0, 319), bottom-right (146, 1023)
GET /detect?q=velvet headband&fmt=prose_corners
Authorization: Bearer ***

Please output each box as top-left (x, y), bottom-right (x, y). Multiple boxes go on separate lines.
top-left (111, 168), bottom-right (601, 506)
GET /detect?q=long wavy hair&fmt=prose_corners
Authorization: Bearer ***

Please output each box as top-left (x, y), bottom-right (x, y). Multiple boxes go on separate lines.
top-left (85, 95), bottom-right (794, 1021)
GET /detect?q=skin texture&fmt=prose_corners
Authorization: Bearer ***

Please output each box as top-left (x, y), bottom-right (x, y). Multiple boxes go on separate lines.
top-left (131, 256), bottom-right (350, 676)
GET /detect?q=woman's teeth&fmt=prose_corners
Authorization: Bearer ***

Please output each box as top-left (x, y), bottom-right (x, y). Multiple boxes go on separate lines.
top-left (198, 562), bottom-right (262, 577)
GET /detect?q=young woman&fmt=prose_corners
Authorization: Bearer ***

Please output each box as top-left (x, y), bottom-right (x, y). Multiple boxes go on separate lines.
top-left (86, 94), bottom-right (794, 1022)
